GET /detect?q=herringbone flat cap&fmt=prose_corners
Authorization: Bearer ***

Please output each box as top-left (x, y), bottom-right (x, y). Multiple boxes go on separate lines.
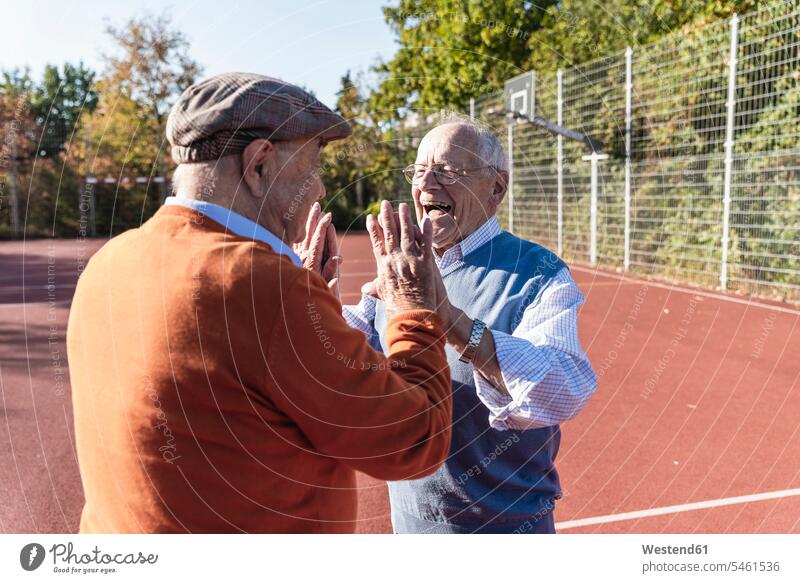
top-left (166, 72), bottom-right (352, 163)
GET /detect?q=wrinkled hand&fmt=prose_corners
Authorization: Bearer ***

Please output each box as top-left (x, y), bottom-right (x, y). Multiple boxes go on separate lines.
top-left (363, 204), bottom-right (455, 327)
top-left (294, 202), bottom-right (342, 296)
top-left (366, 200), bottom-right (442, 319)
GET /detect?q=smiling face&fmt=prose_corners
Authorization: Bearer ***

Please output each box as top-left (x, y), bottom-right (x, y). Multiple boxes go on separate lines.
top-left (412, 123), bottom-right (507, 253)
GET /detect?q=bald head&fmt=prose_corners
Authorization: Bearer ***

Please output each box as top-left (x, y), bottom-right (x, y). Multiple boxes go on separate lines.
top-left (411, 118), bottom-right (509, 252)
top-left (420, 119), bottom-right (508, 173)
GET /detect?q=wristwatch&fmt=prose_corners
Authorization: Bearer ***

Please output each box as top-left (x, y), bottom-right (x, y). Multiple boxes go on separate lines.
top-left (458, 318), bottom-right (487, 364)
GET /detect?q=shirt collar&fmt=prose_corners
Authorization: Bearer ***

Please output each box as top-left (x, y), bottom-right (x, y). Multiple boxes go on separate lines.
top-left (435, 215), bottom-right (502, 266)
top-left (165, 196), bottom-right (302, 267)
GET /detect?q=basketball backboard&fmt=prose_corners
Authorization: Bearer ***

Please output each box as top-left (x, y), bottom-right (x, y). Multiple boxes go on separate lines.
top-left (504, 71), bottom-right (535, 119)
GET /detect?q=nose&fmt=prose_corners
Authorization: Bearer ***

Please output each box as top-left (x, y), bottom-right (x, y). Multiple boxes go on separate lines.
top-left (418, 166), bottom-right (441, 191)
top-left (314, 175), bottom-right (326, 200)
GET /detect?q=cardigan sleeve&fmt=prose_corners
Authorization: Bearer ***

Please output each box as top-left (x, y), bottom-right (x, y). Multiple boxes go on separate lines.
top-left (264, 270), bottom-right (452, 481)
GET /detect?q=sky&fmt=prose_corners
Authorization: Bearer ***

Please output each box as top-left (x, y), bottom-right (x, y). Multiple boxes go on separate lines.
top-left (0, 0), bottom-right (399, 107)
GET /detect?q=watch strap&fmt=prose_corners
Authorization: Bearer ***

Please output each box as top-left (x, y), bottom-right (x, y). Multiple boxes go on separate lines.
top-left (458, 318), bottom-right (487, 364)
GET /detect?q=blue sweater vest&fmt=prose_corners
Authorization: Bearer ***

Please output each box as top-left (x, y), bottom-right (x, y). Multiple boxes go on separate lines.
top-left (374, 230), bottom-right (568, 533)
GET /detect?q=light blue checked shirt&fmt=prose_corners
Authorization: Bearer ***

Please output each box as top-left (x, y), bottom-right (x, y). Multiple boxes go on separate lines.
top-left (343, 216), bottom-right (597, 431)
top-left (164, 196), bottom-right (302, 267)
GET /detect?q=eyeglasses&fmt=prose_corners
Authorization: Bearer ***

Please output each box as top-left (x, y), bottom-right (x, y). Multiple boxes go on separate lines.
top-left (403, 163), bottom-right (495, 186)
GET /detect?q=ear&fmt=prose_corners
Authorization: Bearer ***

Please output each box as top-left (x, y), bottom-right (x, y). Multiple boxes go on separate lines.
top-left (490, 170), bottom-right (509, 206)
top-left (241, 139), bottom-right (275, 199)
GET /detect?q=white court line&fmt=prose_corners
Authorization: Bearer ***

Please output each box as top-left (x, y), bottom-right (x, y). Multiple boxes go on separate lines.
top-left (2, 284), bottom-right (76, 291)
top-left (0, 302), bottom-right (71, 308)
top-left (556, 488), bottom-right (800, 530)
top-left (571, 264), bottom-right (800, 316)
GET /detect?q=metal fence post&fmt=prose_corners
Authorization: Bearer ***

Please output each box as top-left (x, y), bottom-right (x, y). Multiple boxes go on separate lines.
top-left (507, 122), bottom-right (514, 233)
top-left (721, 14), bottom-right (739, 291)
top-left (583, 152), bottom-right (608, 266)
top-left (624, 47), bottom-right (633, 271)
top-left (556, 69), bottom-right (564, 256)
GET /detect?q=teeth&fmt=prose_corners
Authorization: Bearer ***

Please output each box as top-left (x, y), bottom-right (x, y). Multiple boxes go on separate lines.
top-left (423, 202), bottom-right (452, 213)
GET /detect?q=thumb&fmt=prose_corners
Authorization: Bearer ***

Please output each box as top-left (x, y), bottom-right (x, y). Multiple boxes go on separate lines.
top-left (361, 278), bottom-right (380, 298)
top-left (327, 277), bottom-right (340, 299)
top-left (322, 255), bottom-right (342, 282)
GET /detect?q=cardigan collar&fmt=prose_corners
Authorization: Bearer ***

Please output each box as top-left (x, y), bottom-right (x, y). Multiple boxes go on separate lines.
top-left (165, 196), bottom-right (302, 267)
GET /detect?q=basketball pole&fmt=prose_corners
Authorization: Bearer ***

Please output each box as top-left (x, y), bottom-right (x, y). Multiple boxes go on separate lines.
top-left (506, 110), bottom-right (604, 152)
top-left (485, 108), bottom-right (604, 153)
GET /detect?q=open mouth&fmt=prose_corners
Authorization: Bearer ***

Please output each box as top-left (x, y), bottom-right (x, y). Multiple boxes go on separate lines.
top-left (422, 202), bottom-right (453, 217)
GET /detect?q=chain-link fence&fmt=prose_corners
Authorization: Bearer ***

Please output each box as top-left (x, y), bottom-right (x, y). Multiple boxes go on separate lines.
top-left (473, 0), bottom-right (800, 305)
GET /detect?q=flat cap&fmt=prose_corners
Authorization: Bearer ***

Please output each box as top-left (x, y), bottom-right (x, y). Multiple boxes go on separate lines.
top-left (166, 72), bottom-right (352, 163)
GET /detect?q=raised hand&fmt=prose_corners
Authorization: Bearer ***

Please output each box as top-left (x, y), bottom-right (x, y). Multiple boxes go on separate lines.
top-left (294, 202), bottom-right (342, 295)
top-left (366, 200), bottom-right (439, 318)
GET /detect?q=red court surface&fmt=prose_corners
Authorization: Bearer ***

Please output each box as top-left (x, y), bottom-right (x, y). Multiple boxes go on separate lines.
top-left (1, 234), bottom-right (799, 534)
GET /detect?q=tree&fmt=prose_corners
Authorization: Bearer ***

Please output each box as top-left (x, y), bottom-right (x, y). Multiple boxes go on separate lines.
top-left (72, 13), bottom-right (201, 235)
top-left (79, 13), bottom-right (201, 207)
top-left (31, 63), bottom-right (98, 158)
top-left (2, 64), bottom-right (98, 160)
top-left (321, 72), bottom-right (411, 229)
top-left (371, 0), bottom-right (556, 121)
top-left (0, 73), bottom-right (36, 238)
top-left (0, 65), bottom-right (98, 238)
top-left (1, 68), bottom-right (35, 97)
top-left (526, 0), bottom-right (758, 77)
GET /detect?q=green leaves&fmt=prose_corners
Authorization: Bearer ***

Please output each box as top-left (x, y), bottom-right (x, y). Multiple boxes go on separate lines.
top-left (0, 12), bottom-right (201, 238)
top-left (370, 0), bottom-right (758, 126)
top-left (371, 0), bottom-right (555, 121)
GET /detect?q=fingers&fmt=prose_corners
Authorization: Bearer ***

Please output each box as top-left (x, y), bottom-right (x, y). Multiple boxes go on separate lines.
top-left (304, 202), bottom-right (322, 248)
top-left (360, 278), bottom-right (380, 298)
top-left (366, 214), bottom-right (386, 260)
top-left (320, 219), bottom-right (336, 268)
top-left (379, 200), bottom-right (400, 252)
top-left (412, 222), bottom-right (423, 244)
top-left (307, 211), bottom-right (332, 272)
top-left (322, 254), bottom-right (341, 283)
top-left (420, 215), bottom-right (433, 258)
top-left (398, 202), bottom-right (415, 253)
top-left (324, 219), bottom-right (339, 261)
top-left (412, 192), bottom-right (425, 227)
top-left (327, 277), bottom-right (339, 299)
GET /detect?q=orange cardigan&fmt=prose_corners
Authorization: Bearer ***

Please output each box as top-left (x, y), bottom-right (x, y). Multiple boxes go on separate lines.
top-left (67, 205), bottom-right (451, 533)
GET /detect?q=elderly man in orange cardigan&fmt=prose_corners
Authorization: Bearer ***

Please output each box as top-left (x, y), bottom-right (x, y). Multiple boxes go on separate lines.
top-left (66, 73), bottom-right (453, 533)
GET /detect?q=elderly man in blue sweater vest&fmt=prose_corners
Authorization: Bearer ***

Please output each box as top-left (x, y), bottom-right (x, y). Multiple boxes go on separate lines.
top-left (344, 117), bottom-right (598, 534)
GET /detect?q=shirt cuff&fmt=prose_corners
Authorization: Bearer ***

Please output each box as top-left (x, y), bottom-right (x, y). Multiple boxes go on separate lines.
top-left (342, 294), bottom-right (382, 351)
top-left (472, 372), bottom-right (513, 431)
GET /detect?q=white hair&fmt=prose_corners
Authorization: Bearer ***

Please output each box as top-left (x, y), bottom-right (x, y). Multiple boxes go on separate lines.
top-left (171, 155), bottom-right (240, 197)
top-left (431, 113), bottom-right (509, 172)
